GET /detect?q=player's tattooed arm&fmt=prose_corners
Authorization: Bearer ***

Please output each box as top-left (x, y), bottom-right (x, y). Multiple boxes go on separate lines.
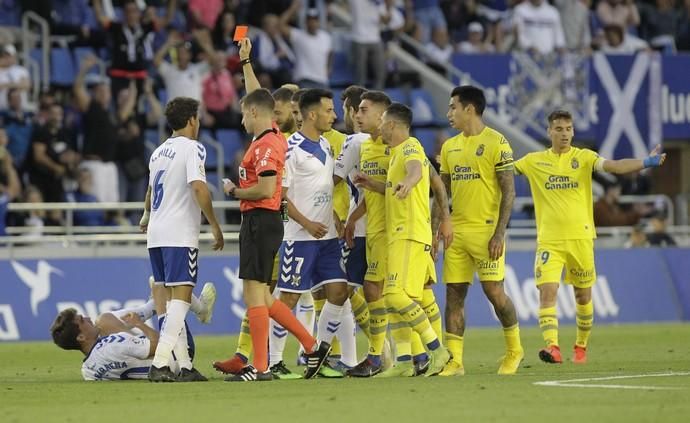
top-left (489, 169), bottom-right (515, 260)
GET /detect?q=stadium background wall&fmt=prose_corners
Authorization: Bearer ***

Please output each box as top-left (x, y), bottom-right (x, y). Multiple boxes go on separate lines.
top-left (1, 248), bottom-right (689, 341)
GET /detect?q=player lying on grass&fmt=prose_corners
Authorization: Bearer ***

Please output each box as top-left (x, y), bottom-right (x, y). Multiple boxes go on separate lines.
top-left (50, 280), bottom-right (216, 381)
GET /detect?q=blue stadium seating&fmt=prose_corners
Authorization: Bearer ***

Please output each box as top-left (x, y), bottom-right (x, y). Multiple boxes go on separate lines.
top-left (198, 130), bottom-right (220, 169)
top-left (216, 129), bottom-right (245, 168)
top-left (412, 128), bottom-right (439, 156)
top-left (50, 49), bottom-right (76, 86)
top-left (386, 87), bottom-right (408, 105)
top-left (410, 88), bottom-right (442, 126)
top-left (332, 88), bottom-right (344, 120)
top-left (329, 52), bottom-right (354, 88)
top-left (73, 47), bottom-right (100, 76)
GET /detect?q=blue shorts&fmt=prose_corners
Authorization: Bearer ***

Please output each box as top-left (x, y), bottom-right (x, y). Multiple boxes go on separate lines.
top-left (149, 247), bottom-right (199, 286)
top-left (277, 238), bottom-right (347, 293)
top-left (342, 237), bottom-right (367, 285)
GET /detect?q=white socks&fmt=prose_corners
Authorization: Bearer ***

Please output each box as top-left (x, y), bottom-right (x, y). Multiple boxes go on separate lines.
top-left (111, 299), bottom-right (156, 322)
top-left (151, 299), bottom-right (190, 369)
top-left (296, 293), bottom-right (315, 357)
top-left (316, 301), bottom-right (344, 345)
top-left (337, 299), bottom-right (357, 367)
top-left (269, 319), bottom-right (288, 367)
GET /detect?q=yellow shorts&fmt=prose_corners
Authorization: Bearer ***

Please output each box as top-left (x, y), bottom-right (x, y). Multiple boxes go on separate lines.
top-left (270, 253), bottom-right (280, 282)
top-left (443, 231), bottom-right (505, 284)
top-left (365, 231), bottom-right (387, 282)
top-left (535, 239), bottom-right (596, 288)
top-left (385, 239), bottom-right (435, 301)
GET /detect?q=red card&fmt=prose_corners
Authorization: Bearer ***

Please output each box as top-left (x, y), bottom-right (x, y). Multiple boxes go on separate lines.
top-left (233, 25), bottom-right (248, 41)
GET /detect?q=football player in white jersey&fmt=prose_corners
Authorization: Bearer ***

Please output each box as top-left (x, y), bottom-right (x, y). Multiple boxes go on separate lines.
top-left (141, 97), bottom-right (224, 382)
top-left (270, 88), bottom-right (349, 379)
top-left (50, 281), bottom-right (217, 381)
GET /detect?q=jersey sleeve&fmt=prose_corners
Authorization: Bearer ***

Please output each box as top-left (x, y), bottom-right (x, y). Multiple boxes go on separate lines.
top-left (334, 135), bottom-right (360, 179)
top-left (493, 136), bottom-right (514, 172)
top-left (254, 138), bottom-right (281, 176)
top-left (282, 149), bottom-right (295, 189)
top-left (514, 156), bottom-right (527, 175)
top-left (583, 149), bottom-right (603, 172)
top-left (402, 140), bottom-right (425, 164)
top-left (439, 139), bottom-right (449, 174)
top-left (186, 142), bottom-right (207, 184)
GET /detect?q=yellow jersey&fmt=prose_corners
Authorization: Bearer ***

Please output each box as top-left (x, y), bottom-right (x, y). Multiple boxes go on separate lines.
top-left (385, 137), bottom-right (432, 245)
top-left (439, 126), bottom-right (513, 232)
top-left (514, 147), bottom-right (602, 241)
top-left (324, 129), bottom-right (349, 221)
top-left (359, 135), bottom-right (390, 236)
top-left (282, 131), bottom-right (293, 141)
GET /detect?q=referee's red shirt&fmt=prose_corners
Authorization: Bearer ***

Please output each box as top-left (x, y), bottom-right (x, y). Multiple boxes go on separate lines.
top-left (238, 125), bottom-right (287, 212)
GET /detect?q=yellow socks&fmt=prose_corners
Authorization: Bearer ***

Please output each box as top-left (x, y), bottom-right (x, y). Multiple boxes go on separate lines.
top-left (538, 306), bottom-right (559, 347)
top-left (503, 323), bottom-right (522, 352)
top-left (388, 311), bottom-right (411, 360)
top-left (385, 292), bottom-right (437, 346)
top-left (368, 297), bottom-right (388, 355)
top-left (350, 289), bottom-right (370, 338)
top-left (445, 332), bottom-right (463, 365)
top-left (576, 301), bottom-right (593, 348)
top-left (236, 314), bottom-right (253, 358)
top-left (421, 289), bottom-right (443, 340)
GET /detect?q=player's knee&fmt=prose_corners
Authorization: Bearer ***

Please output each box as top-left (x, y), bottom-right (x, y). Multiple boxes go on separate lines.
top-left (327, 288), bottom-right (349, 306)
top-left (279, 292), bottom-right (301, 309)
top-left (537, 284), bottom-right (559, 306)
top-left (574, 287), bottom-right (592, 304)
top-left (363, 281), bottom-right (383, 302)
top-left (482, 282), bottom-right (506, 305)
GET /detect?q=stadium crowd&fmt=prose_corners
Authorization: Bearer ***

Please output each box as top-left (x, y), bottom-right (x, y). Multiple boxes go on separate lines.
top-left (0, 0), bottom-right (685, 237)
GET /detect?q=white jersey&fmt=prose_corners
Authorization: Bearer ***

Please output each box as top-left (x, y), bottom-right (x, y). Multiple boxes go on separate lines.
top-left (282, 132), bottom-right (338, 241)
top-left (147, 136), bottom-right (206, 249)
top-left (81, 333), bottom-right (152, 381)
top-left (334, 132), bottom-right (369, 238)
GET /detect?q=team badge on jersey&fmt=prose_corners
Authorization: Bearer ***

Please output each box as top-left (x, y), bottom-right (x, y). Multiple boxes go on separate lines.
top-left (239, 166), bottom-right (247, 180)
top-left (476, 144), bottom-right (485, 156)
top-left (385, 147), bottom-right (390, 155)
top-left (571, 158), bottom-right (579, 169)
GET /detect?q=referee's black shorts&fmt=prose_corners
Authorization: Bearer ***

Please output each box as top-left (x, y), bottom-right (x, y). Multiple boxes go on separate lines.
top-left (239, 208), bottom-right (283, 283)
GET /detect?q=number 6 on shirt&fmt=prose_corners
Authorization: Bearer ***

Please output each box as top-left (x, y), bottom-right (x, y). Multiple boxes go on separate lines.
top-left (152, 170), bottom-right (165, 211)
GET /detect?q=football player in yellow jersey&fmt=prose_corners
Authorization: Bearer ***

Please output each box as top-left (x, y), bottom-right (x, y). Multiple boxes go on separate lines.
top-left (439, 86), bottom-right (523, 376)
top-left (374, 103), bottom-right (450, 377)
top-left (515, 109), bottom-right (667, 365)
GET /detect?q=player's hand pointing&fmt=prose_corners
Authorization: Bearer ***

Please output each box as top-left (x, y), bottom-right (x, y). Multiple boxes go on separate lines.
top-left (394, 182), bottom-right (412, 199)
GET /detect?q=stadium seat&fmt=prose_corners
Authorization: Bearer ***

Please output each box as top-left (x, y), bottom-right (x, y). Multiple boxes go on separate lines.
top-left (50, 48), bottom-right (76, 86)
top-left (157, 89), bottom-right (168, 106)
top-left (412, 128), bottom-right (439, 155)
top-left (216, 129), bottom-right (245, 168)
top-left (332, 88), bottom-right (344, 120)
top-left (386, 88), bottom-right (408, 105)
top-left (145, 129), bottom-right (162, 145)
top-left (410, 89), bottom-right (442, 126)
top-left (514, 174), bottom-right (532, 197)
top-left (329, 52), bottom-right (354, 88)
top-left (73, 47), bottom-right (100, 76)
top-left (198, 130), bottom-right (221, 170)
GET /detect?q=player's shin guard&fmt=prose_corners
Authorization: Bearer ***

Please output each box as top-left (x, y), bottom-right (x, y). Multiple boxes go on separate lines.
top-left (316, 301), bottom-right (345, 345)
top-left (152, 299), bottom-right (190, 369)
top-left (538, 306), bottom-right (559, 347)
top-left (235, 314), bottom-right (253, 360)
top-left (575, 301), bottom-right (593, 348)
top-left (350, 289), bottom-right (370, 337)
top-left (445, 332), bottom-right (464, 365)
top-left (337, 299), bottom-right (358, 367)
top-left (269, 319), bottom-right (288, 367)
top-left (368, 298), bottom-right (388, 356)
top-left (388, 312), bottom-right (412, 361)
top-left (385, 292), bottom-right (439, 350)
top-left (421, 289), bottom-right (443, 340)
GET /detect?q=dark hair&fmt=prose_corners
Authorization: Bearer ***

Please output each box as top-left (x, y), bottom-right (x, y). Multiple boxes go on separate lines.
top-left (241, 88), bottom-right (275, 112)
top-left (291, 88), bottom-right (308, 104)
top-left (451, 85), bottom-right (486, 115)
top-left (361, 90), bottom-right (391, 108)
top-left (7, 87), bottom-right (20, 100)
top-left (273, 86), bottom-right (296, 103)
top-left (547, 109), bottom-right (573, 125)
top-left (299, 88), bottom-right (333, 117)
top-left (385, 102), bottom-right (413, 128)
top-left (165, 97), bottom-right (200, 131)
top-left (50, 308), bottom-right (82, 350)
top-left (341, 85), bottom-right (367, 111)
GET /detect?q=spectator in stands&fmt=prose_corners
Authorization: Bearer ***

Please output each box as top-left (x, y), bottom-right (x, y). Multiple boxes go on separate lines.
top-left (188, 0), bottom-right (224, 30)
top-left (115, 79), bottom-right (161, 203)
top-left (458, 22), bottom-right (495, 53)
top-left (0, 0), bottom-right (21, 46)
top-left (28, 102), bottom-right (81, 209)
top-left (212, 10), bottom-right (242, 75)
top-left (18, 185), bottom-right (56, 240)
top-left (202, 52), bottom-right (241, 129)
top-left (600, 24), bottom-right (649, 54)
top-left (424, 27), bottom-right (453, 75)
top-left (407, 0), bottom-right (448, 43)
top-left (73, 55), bottom-right (119, 203)
top-left (638, 0), bottom-right (684, 51)
top-left (0, 129), bottom-right (21, 236)
top-left (92, 0), bottom-right (177, 97)
top-left (254, 14), bottom-right (295, 89)
top-left (554, 0), bottom-right (591, 52)
top-left (593, 182), bottom-right (644, 227)
top-left (50, 0), bottom-right (96, 43)
top-left (380, 0), bottom-right (406, 41)
top-left (624, 223), bottom-right (650, 248)
top-left (1, 88), bottom-right (34, 168)
top-left (647, 212), bottom-right (677, 247)
top-left (596, 0), bottom-right (640, 33)
top-left (65, 168), bottom-right (105, 226)
top-left (280, 2), bottom-right (332, 89)
top-left (677, 0), bottom-right (690, 51)
top-left (513, 0), bottom-right (566, 55)
top-left (349, 0), bottom-right (387, 90)
top-left (153, 29), bottom-right (215, 103)
top-left (0, 44), bottom-right (29, 112)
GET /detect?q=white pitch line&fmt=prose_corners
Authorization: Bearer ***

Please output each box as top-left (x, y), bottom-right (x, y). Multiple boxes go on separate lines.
top-left (534, 371), bottom-right (690, 390)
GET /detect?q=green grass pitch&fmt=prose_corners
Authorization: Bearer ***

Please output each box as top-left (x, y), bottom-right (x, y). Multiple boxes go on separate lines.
top-left (1, 324), bottom-right (689, 423)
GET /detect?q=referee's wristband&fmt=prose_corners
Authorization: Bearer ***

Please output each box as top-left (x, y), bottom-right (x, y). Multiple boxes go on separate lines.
top-left (240, 58), bottom-right (251, 66)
